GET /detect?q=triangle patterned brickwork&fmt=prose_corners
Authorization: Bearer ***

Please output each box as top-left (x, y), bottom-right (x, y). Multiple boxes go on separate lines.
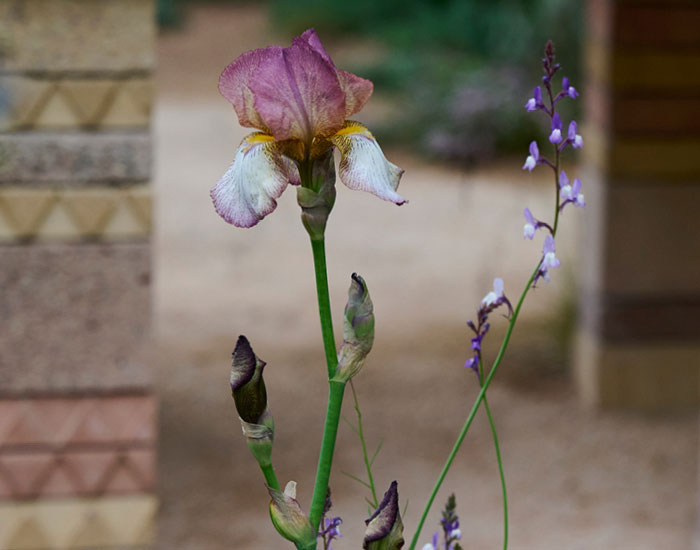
top-left (0, 495), bottom-right (157, 549)
top-left (0, 186), bottom-right (151, 242)
top-left (1, 77), bottom-right (151, 131)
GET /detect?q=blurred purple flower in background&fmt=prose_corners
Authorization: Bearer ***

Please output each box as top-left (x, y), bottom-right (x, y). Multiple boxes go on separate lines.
top-left (549, 113), bottom-right (563, 144)
top-left (522, 140), bottom-right (540, 171)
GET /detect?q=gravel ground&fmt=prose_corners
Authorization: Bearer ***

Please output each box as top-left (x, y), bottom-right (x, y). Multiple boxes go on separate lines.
top-left (154, 6), bottom-right (698, 549)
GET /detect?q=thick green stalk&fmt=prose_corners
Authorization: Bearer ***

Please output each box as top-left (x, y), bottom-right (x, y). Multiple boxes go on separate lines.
top-left (408, 264), bottom-right (540, 550)
top-left (308, 380), bottom-right (346, 532)
top-left (310, 238), bottom-right (338, 378)
top-left (260, 463), bottom-right (280, 491)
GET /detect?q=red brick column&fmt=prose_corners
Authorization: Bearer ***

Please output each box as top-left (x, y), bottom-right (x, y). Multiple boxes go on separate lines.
top-left (575, 0), bottom-right (700, 409)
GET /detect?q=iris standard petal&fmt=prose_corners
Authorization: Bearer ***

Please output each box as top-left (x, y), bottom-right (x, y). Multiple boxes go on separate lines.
top-left (218, 47), bottom-right (281, 132)
top-left (295, 29), bottom-right (374, 118)
top-left (330, 121), bottom-right (406, 205)
top-left (249, 36), bottom-right (346, 143)
top-left (210, 133), bottom-right (300, 228)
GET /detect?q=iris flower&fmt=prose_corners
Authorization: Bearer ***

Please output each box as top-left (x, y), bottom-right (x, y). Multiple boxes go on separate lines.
top-left (212, 29), bottom-right (405, 228)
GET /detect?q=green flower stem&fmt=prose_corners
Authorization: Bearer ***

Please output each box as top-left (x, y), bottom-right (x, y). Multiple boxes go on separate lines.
top-left (408, 263), bottom-right (540, 550)
top-left (308, 379), bottom-right (347, 533)
top-left (482, 386), bottom-right (508, 549)
top-left (311, 237), bottom-right (338, 379)
top-left (260, 462), bottom-right (280, 491)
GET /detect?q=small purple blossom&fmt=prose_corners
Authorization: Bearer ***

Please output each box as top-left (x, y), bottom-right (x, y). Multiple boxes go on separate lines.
top-left (523, 208), bottom-right (536, 239)
top-left (481, 278), bottom-right (504, 307)
top-left (549, 113), bottom-right (563, 144)
top-left (567, 121), bottom-right (583, 149)
top-left (537, 235), bottom-right (561, 283)
top-left (522, 140), bottom-right (539, 171)
top-left (319, 517), bottom-right (342, 549)
top-left (525, 86), bottom-right (543, 112)
top-left (559, 171), bottom-right (585, 210)
top-left (562, 76), bottom-right (579, 99)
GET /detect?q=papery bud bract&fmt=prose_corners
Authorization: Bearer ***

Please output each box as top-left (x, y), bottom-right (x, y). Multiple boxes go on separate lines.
top-left (334, 273), bottom-right (375, 382)
top-left (268, 481), bottom-right (317, 547)
top-left (363, 481), bottom-right (404, 550)
top-left (297, 149), bottom-right (337, 240)
top-left (231, 335), bottom-right (267, 423)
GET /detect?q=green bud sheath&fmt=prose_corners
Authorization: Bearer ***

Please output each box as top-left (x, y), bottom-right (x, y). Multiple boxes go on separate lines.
top-left (297, 149), bottom-right (337, 241)
top-left (231, 335), bottom-right (268, 423)
top-left (268, 481), bottom-right (317, 547)
top-left (335, 273), bottom-right (375, 382)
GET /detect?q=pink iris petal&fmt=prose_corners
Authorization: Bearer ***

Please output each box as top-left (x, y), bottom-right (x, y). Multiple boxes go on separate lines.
top-left (330, 121), bottom-right (406, 205)
top-left (294, 29), bottom-right (374, 118)
top-left (210, 133), bottom-right (300, 228)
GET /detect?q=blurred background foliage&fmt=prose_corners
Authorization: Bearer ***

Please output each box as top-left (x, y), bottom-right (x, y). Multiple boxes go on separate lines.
top-left (159, 0), bottom-right (584, 165)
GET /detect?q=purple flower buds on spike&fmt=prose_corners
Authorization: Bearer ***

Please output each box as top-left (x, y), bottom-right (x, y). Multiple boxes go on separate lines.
top-left (523, 208), bottom-right (536, 239)
top-left (268, 481), bottom-right (317, 547)
top-left (549, 113), bottom-right (563, 144)
top-left (572, 178), bottom-right (585, 207)
top-left (559, 170), bottom-right (572, 200)
top-left (539, 235), bottom-right (561, 283)
top-left (562, 76), bottom-right (579, 98)
top-left (522, 141), bottom-right (539, 172)
top-left (335, 273), bottom-right (374, 382)
top-left (567, 121), bottom-right (583, 149)
top-left (363, 481), bottom-right (404, 550)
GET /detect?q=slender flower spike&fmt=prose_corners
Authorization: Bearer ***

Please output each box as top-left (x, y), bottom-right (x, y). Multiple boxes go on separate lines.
top-left (540, 235), bottom-right (561, 282)
top-left (481, 278), bottom-right (504, 307)
top-left (524, 86), bottom-right (543, 112)
top-left (213, 29), bottom-right (405, 228)
top-left (522, 140), bottom-right (539, 172)
top-left (363, 481), bottom-right (404, 550)
top-left (335, 273), bottom-right (375, 382)
top-left (562, 76), bottom-right (579, 99)
top-left (549, 113), bottom-right (563, 144)
top-left (268, 481), bottom-right (317, 547)
top-left (523, 207), bottom-right (536, 239)
top-left (567, 121), bottom-right (583, 149)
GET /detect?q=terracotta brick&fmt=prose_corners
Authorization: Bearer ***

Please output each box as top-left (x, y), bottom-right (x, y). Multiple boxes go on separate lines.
top-left (609, 138), bottom-right (700, 180)
top-left (0, 0), bottom-right (155, 73)
top-left (615, 4), bottom-right (700, 49)
top-left (0, 243), bottom-right (151, 393)
top-left (613, 52), bottom-right (700, 93)
top-left (613, 97), bottom-right (700, 136)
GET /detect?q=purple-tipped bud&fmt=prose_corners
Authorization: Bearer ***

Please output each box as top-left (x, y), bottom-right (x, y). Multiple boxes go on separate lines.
top-left (268, 481), bottom-right (316, 547)
top-left (572, 178), bottom-right (585, 207)
top-left (481, 277), bottom-right (504, 307)
top-left (549, 113), bottom-right (563, 144)
top-left (364, 481), bottom-right (404, 550)
top-left (525, 86), bottom-right (543, 112)
top-left (335, 273), bottom-right (374, 382)
top-left (562, 77), bottom-right (579, 98)
top-left (231, 335), bottom-right (268, 424)
top-left (567, 121), bottom-right (583, 149)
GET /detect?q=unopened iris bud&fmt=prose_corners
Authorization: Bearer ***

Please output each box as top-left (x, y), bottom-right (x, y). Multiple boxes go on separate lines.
top-left (334, 273), bottom-right (375, 383)
top-left (297, 149), bottom-right (337, 241)
top-left (231, 335), bottom-right (267, 423)
top-left (231, 335), bottom-right (274, 466)
top-left (268, 481), bottom-right (316, 547)
top-left (363, 481), bottom-right (404, 550)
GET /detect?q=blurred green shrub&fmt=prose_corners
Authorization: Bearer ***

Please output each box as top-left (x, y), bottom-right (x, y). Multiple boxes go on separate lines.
top-left (271, 0), bottom-right (583, 164)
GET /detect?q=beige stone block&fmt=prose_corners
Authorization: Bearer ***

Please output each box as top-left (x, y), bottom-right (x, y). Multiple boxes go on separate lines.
top-left (32, 88), bottom-right (81, 128)
top-left (575, 329), bottom-right (700, 410)
top-left (100, 81), bottom-right (152, 127)
top-left (0, 0), bottom-right (155, 72)
top-left (56, 80), bottom-right (118, 126)
top-left (61, 189), bottom-right (119, 236)
top-left (0, 76), bottom-right (53, 130)
top-left (0, 495), bottom-right (157, 549)
top-left (603, 182), bottom-right (700, 295)
top-left (102, 198), bottom-right (149, 239)
top-left (34, 201), bottom-right (82, 240)
top-left (0, 189), bottom-right (56, 238)
top-left (0, 243), bottom-right (152, 392)
top-left (126, 186), bottom-right (153, 231)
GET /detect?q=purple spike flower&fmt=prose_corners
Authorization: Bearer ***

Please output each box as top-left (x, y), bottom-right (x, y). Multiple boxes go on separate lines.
top-left (538, 235), bottom-right (561, 283)
top-left (522, 140), bottom-right (539, 172)
top-left (567, 121), bottom-right (583, 149)
top-left (525, 86), bottom-right (543, 112)
top-left (549, 113), bottom-right (563, 144)
top-left (571, 178), bottom-right (585, 208)
top-left (481, 278), bottom-right (504, 307)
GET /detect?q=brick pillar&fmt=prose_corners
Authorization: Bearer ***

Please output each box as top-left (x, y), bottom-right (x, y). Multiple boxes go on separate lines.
top-left (0, 2), bottom-right (157, 548)
top-left (575, 0), bottom-right (700, 410)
